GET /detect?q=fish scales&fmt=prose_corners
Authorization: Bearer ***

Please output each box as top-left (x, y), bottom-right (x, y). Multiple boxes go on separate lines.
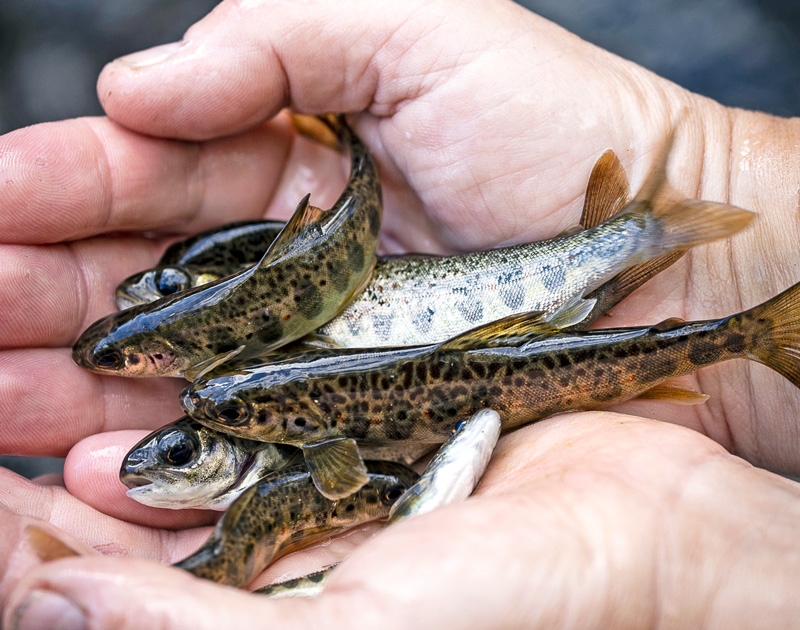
top-left (185, 281), bottom-right (800, 449)
top-left (73, 117), bottom-right (382, 378)
top-left (174, 460), bottom-right (418, 587)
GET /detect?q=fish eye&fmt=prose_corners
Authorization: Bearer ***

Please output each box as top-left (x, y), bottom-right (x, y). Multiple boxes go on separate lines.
top-left (213, 402), bottom-right (250, 426)
top-left (452, 419), bottom-right (468, 435)
top-left (94, 348), bottom-right (122, 369)
top-left (155, 268), bottom-right (190, 296)
top-left (382, 484), bottom-right (407, 505)
top-left (156, 431), bottom-right (199, 466)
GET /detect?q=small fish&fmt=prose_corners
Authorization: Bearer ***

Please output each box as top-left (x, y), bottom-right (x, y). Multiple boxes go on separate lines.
top-left (116, 148), bottom-right (715, 349)
top-left (185, 280), bottom-right (800, 500)
top-left (120, 417), bottom-right (433, 510)
top-left (73, 116), bottom-right (382, 379)
top-left (256, 407), bottom-right (501, 599)
top-left (174, 460), bottom-right (418, 587)
top-left (387, 408), bottom-right (500, 523)
top-left (119, 417), bottom-right (300, 510)
top-left (309, 136), bottom-right (753, 347)
top-left (115, 220), bottom-right (286, 309)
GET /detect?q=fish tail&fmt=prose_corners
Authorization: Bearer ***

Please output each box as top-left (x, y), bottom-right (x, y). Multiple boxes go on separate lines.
top-left (625, 129), bottom-right (754, 255)
top-left (743, 282), bottom-right (800, 388)
top-left (289, 113), bottom-right (346, 153)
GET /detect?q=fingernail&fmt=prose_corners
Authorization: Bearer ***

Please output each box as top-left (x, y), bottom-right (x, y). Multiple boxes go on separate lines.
top-left (11, 590), bottom-right (87, 630)
top-left (117, 41), bottom-right (183, 68)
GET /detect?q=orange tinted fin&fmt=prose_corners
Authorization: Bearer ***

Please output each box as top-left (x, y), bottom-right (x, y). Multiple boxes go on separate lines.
top-left (25, 525), bottom-right (89, 561)
top-left (635, 383), bottom-right (710, 405)
top-left (571, 251), bottom-right (686, 330)
top-left (289, 113), bottom-right (344, 153)
top-left (580, 150), bottom-right (630, 229)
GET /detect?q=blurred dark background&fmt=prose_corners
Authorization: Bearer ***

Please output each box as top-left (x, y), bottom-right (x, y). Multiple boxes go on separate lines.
top-left (0, 0), bottom-right (797, 476)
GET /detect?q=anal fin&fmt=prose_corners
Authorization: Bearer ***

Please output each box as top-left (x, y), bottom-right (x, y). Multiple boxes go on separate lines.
top-left (635, 381), bottom-right (709, 405)
top-left (303, 438), bottom-right (369, 500)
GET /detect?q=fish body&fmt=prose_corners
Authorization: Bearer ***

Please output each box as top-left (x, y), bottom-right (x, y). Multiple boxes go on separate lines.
top-left (256, 407), bottom-right (502, 599)
top-left (174, 460), bottom-right (418, 587)
top-left (73, 117), bottom-right (382, 378)
top-left (115, 220), bottom-right (285, 309)
top-left (120, 418), bottom-right (433, 510)
top-left (119, 417), bottom-right (300, 510)
top-left (185, 281), bottom-right (800, 496)
top-left (387, 408), bottom-right (500, 523)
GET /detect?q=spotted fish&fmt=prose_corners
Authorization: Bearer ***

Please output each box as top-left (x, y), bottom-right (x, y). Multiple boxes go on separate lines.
top-left (115, 220), bottom-right (285, 309)
top-left (120, 417), bottom-right (433, 510)
top-left (184, 280), bottom-right (800, 499)
top-left (174, 460), bottom-right (418, 587)
top-left (115, 148), bottom-right (707, 349)
top-left (72, 116), bottom-right (382, 378)
top-left (255, 407), bottom-right (501, 599)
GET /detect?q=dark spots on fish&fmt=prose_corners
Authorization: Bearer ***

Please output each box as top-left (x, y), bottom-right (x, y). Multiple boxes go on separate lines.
top-left (128, 356), bottom-right (140, 365)
top-left (430, 362), bottom-right (441, 380)
top-left (559, 377), bottom-right (571, 387)
top-left (294, 282), bottom-right (323, 319)
top-left (543, 356), bottom-right (556, 370)
top-left (412, 306), bottom-right (435, 334)
top-left (498, 268), bottom-right (524, 309)
top-left (457, 299), bottom-right (483, 322)
top-left (488, 386), bottom-right (502, 396)
top-left (337, 375), bottom-right (349, 388)
top-left (348, 241), bottom-right (365, 271)
top-left (724, 332), bottom-right (746, 354)
top-left (572, 348), bottom-right (595, 363)
top-left (366, 494), bottom-right (379, 505)
top-left (647, 356), bottom-right (677, 380)
top-left (486, 362), bottom-right (503, 377)
top-left (688, 340), bottom-right (722, 365)
top-left (348, 416), bottom-right (369, 440)
top-left (472, 363), bottom-right (486, 379)
top-left (575, 368), bottom-right (586, 377)
top-left (400, 363), bottom-right (414, 388)
top-left (611, 347), bottom-right (630, 359)
top-left (541, 260), bottom-right (566, 291)
top-left (293, 417), bottom-right (307, 428)
top-left (345, 503), bottom-right (355, 513)
top-left (386, 413), bottom-right (414, 440)
top-left (367, 201), bottom-right (381, 237)
top-left (556, 354), bottom-right (570, 368)
top-left (590, 385), bottom-right (623, 402)
top-left (511, 359), bottom-right (527, 372)
top-left (443, 363), bottom-right (459, 382)
top-left (415, 363), bottom-right (428, 382)
top-left (257, 319), bottom-right (284, 345)
top-left (380, 376), bottom-right (391, 390)
top-left (446, 407), bottom-right (458, 417)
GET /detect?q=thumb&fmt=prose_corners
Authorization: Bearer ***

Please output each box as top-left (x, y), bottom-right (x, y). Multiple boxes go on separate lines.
top-left (96, 0), bottom-right (549, 140)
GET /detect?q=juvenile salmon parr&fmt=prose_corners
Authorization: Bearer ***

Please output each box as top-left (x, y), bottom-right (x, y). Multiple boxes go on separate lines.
top-left (174, 460), bottom-right (417, 587)
top-left (120, 417), bottom-right (433, 510)
top-left (185, 281), bottom-right (800, 499)
top-left (119, 417), bottom-right (300, 510)
top-left (115, 221), bottom-right (285, 309)
top-left (73, 117), bottom-right (382, 378)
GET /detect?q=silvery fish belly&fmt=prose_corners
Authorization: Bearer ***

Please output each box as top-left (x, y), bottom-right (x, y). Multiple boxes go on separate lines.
top-left (174, 460), bottom-right (418, 587)
top-left (72, 116), bottom-right (382, 378)
top-left (184, 280), bottom-right (800, 500)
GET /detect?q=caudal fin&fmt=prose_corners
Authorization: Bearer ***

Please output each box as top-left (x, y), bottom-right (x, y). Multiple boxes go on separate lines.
top-left (626, 128), bottom-right (755, 253)
top-left (744, 282), bottom-right (800, 388)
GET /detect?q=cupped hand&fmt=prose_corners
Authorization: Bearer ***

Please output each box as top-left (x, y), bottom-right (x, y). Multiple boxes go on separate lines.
top-left (5, 413), bottom-right (800, 629)
top-left (1, 0), bottom-right (800, 626)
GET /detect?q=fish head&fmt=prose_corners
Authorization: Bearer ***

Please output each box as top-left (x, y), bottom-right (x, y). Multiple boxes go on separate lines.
top-left (115, 266), bottom-right (194, 310)
top-left (120, 417), bottom-right (244, 509)
top-left (328, 460), bottom-right (419, 526)
top-left (72, 310), bottom-right (188, 377)
top-left (181, 369), bottom-right (330, 444)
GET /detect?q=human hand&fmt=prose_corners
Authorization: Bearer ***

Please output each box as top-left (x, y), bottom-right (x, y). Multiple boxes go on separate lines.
top-left (5, 413), bottom-right (800, 629)
top-left (1, 0), bottom-right (800, 626)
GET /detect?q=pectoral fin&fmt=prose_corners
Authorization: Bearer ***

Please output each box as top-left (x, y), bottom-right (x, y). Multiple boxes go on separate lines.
top-left (303, 438), bottom-right (369, 500)
top-left (184, 345), bottom-right (246, 381)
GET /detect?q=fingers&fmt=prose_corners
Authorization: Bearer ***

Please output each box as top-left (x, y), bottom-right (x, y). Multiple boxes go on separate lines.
top-left (63, 431), bottom-right (218, 530)
top-left (0, 349), bottom-right (184, 456)
top-left (0, 116), bottom-right (291, 244)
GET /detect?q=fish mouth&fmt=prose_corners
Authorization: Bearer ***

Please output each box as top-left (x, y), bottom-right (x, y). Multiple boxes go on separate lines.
top-left (119, 471), bottom-right (154, 490)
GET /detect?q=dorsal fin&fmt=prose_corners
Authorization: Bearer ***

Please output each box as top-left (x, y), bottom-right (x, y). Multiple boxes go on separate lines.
top-left (438, 311), bottom-right (558, 351)
top-left (651, 317), bottom-right (687, 333)
top-left (258, 194), bottom-right (325, 265)
top-left (580, 150), bottom-right (630, 229)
